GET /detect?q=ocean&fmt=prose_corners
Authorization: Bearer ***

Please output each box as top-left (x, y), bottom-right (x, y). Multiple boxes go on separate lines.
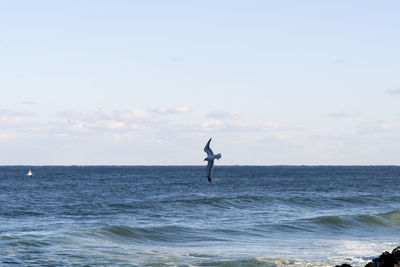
top-left (0, 166), bottom-right (399, 266)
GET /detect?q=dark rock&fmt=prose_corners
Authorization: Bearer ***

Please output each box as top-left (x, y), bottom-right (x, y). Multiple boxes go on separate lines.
top-left (337, 246), bottom-right (400, 267)
top-left (364, 246), bottom-right (400, 267)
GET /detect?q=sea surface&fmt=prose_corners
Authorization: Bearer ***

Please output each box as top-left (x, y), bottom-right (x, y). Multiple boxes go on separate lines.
top-left (1, 166), bottom-right (400, 266)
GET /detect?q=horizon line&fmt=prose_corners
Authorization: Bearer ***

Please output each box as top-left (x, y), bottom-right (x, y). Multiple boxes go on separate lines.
top-left (1, 164), bottom-right (399, 167)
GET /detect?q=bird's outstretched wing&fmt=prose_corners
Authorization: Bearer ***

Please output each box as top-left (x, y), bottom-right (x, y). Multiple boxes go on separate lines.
top-left (206, 160), bottom-right (214, 182)
top-left (204, 138), bottom-right (214, 157)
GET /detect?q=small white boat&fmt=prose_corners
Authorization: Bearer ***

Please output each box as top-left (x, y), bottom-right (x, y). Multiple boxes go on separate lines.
top-left (27, 169), bottom-right (33, 177)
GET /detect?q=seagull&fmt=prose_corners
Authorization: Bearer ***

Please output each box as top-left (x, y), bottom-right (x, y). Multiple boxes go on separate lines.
top-left (27, 169), bottom-right (33, 177)
top-left (203, 138), bottom-right (222, 182)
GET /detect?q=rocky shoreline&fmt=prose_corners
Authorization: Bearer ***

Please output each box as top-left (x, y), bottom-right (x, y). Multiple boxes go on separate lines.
top-left (336, 247), bottom-right (400, 267)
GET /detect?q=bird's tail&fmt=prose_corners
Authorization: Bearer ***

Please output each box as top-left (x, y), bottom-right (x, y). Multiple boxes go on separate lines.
top-left (215, 153), bottom-right (222, 160)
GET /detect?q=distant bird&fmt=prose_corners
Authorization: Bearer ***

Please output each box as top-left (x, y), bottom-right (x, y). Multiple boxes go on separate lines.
top-left (27, 169), bottom-right (33, 177)
top-left (203, 138), bottom-right (222, 182)
top-left (68, 120), bottom-right (71, 125)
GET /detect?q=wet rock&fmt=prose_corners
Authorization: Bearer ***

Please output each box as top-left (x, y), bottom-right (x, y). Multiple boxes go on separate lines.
top-left (364, 246), bottom-right (400, 267)
top-left (336, 246), bottom-right (400, 267)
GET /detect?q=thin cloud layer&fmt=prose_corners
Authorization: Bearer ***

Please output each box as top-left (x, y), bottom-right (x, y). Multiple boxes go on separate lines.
top-left (202, 119), bottom-right (280, 133)
top-left (57, 109), bottom-right (147, 121)
top-left (358, 121), bottom-right (397, 134)
top-left (151, 106), bottom-right (191, 114)
top-left (3, 105), bottom-right (400, 165)
top-left (56, 108), bottom-right (152, 132)
top-left (386, 88), bottom-right (400, 95)
top-left (0, 109), bottom-right (37, 128)
top-left (206, 110), bottom-right (241, 120)
top-left (0, 109), bottom-right (35, 117)
top-left (328, 110), bottom-right (359, 118)
top-left (22, 101), bottom-right (36, 105)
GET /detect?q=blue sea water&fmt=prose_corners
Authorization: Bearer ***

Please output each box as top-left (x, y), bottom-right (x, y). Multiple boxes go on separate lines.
top-left (1, 166), bottom-right (400, 266)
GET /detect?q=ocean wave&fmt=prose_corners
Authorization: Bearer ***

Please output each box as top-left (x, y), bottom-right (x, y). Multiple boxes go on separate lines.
top-left (2, 237), bottom-right (50, 248)
top-left (333, 195), bottom-right (375, 204)
top-left (161, 194), bottom-right (274, 210)
top-left (381, 209), bottom-right (400, 222)
top-left (93, 225), bottom-right (225, 244)
top-left (0, 210), bottom-right (44, 217)
top-left (61, 203), bottom-right (116, 216)
top-left (171, 197), bottom-right (236, 208)
top-left (201, 257), bottom-right (313, 267)
top-left (309, 209), bottom-right (400, 230)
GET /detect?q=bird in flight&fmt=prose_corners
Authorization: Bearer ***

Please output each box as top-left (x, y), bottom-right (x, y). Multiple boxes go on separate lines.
top-left (203, 138), bottom-right (222, 182)
top-left (27, 169), bottom-right (33, 177)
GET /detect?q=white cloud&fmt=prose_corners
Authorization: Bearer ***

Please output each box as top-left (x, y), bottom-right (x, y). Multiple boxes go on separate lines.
top-left (358, 121), bottom-right (397, 134)
top-left (262, 121), bottom-right (280, 130)
top-left (202, 110), bottom-right (282, 133)
top-left (102, 121), bottom-right (127, 130)
top-left (0, 109), bottom-right (37, 129)
top-left (0, 109), bottom-right (35, 117)
top-left (202, 120), bottom-right (223, 128)
top-left (151, 105), bottom-right (191, 114)
top-left (54, 108), bottom-right (157, 134)
top-left (328, 110), bottom-right (359, 118)
top-left (201, 119), bottom-right (281, 133)
top-left (6, 106), bottom-right (400, 165)
top-left (0, 133), bottom-right (9, 141)
top-left (206, 110), bottom-right (241, 120)
top-left (57, 109), bottom-right (147, 122)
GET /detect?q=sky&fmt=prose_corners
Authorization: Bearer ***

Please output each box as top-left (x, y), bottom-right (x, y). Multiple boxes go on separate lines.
top-left (1, 1), bottom-right (400, 165)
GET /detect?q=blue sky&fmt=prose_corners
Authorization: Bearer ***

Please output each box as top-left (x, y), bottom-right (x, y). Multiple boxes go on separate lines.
top-left (1, 1), bottom-right (400, 165)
